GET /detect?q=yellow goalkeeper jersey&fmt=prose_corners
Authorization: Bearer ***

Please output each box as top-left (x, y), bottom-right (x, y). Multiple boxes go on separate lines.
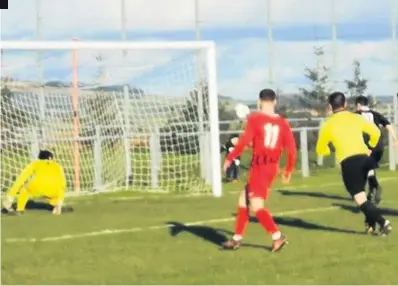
top-left (7, 160), bottom-right (66, 198)
top-left (316, 111), bottom-right (381, 163)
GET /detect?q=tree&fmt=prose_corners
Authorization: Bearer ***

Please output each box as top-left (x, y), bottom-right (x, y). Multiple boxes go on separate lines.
top-left (345, 60), bottom-right (368, 98)
top-left (298, 46), bottom-right (331, 116)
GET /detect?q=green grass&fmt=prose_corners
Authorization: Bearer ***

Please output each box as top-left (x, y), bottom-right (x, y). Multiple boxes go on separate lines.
top-left (2, 168), bottom-right (398, 284)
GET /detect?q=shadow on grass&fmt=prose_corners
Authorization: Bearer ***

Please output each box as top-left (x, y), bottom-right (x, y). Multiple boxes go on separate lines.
top-left (230, 213), bottom-right (361, 235)
top-left (167, 213), bottom-right (361, 250)
top-left (12, 200), bottom-right (53, 212)
top-left (278, 189), bottom-right (351, 202)
top-left (166, 222), bottom-right (271, 251)
top-left (10, 201), bottom-right (74, 213)
top-left (334, 203), bottom-right (398, 216)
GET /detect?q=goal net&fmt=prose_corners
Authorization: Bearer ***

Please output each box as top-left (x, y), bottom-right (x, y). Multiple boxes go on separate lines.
top-left (0, 41), bottom-right (222, 197)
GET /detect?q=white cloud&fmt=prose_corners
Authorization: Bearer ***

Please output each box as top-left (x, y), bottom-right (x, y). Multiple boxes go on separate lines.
top-left (2, 38), bottom-right (397, 99)
top-left (1, 0), bottom-right (394, 38)
top-left (217, 39), bottom-right (398, 98)
top-left (1, 46), bottom-right (200, 99)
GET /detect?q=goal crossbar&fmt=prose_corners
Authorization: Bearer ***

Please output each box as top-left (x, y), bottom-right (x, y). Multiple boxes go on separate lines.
top-left (0, 40), bottom-right (216, 50)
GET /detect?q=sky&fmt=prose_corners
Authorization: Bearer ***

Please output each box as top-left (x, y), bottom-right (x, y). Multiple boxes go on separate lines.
top-left (1, 0), bottom-right (398, 99)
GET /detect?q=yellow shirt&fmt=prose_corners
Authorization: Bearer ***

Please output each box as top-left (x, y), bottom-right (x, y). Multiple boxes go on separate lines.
top-left (316, 111), bottom-right (381, 163)
top-left (7, 160), bottom-right (66, 199)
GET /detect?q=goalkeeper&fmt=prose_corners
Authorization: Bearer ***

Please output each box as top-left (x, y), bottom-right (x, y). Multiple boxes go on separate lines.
top-left (2, 150), bottom-right (69, 215)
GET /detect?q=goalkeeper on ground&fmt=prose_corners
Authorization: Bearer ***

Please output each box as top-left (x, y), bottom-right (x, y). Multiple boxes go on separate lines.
top-left (2, 150), bottom-right (68, 215)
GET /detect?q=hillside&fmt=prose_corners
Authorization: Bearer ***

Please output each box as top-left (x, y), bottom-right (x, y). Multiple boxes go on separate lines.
top-left (2, 78), bottom-right (395, 115)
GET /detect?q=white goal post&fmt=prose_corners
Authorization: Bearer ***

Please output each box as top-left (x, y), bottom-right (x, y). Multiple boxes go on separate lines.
top-left (0, 40), bottom-right (222, 197)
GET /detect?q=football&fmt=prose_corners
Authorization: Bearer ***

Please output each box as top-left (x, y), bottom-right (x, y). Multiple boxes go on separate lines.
top-left (234, 103), bottom-right (250, 119)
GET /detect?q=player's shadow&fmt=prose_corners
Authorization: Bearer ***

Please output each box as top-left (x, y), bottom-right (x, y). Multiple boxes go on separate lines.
top-left (334, 203), bottom-right (398, 216)
top-left (10, 201), bottom-right (73, 213)
top-left (12, 200), bottom-right (53, 212)
top-left (278, 189), bottom-right (351, 202)
top-left (166, 222), bottom-right (271, 250)
top-left (231, 213), bottom-right (361, 235)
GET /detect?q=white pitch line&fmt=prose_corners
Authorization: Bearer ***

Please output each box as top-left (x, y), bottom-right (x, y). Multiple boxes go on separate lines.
top-left (4, 205), bottom-right (339, 244)
top-left (62, 175), bottom-right (398, 205)
top-left (228, 175), bottom-right (398, 194)
top-left (62, 175), bottom-right (398, 204)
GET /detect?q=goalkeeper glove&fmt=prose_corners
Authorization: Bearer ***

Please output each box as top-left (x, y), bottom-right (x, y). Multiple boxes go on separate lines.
top-left (2, 196), bottom-right (14, 212)
top-left (52, 199), bottom-right (64, 215)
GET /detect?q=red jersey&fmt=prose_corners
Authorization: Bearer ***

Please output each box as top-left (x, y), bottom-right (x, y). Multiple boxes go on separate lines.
top-left (227, 112), bottom-right (297, 174)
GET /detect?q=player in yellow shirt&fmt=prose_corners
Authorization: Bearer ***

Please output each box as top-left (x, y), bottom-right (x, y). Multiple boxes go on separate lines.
top-left (2, 150), bottom-right (70, 215)
top-left (316, 92), bottom-right (392, 236)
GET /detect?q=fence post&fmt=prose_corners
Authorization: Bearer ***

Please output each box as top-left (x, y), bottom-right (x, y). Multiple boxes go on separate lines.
top-left (93, 125), bottom-right (103, 191)
top-left (150, 127), bottom-right (161, 189)
top-left (388, 131), bottom-right (397, 171)
top-left (395, 124), bottom-right (398, 165)
top-left (30, 128), bottom-right (40, 161)
top-left (300, 128), bottom-right (310, 177)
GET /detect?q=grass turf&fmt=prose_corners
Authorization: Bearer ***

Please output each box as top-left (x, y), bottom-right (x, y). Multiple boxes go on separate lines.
top-left (1, 168), bottom-right (398, 284)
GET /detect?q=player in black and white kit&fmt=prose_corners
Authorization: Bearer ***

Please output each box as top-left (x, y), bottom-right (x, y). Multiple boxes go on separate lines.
top-left (220, 134), bottom-right (241, 182)
top-left (355, 96), bottom-right (398, 204)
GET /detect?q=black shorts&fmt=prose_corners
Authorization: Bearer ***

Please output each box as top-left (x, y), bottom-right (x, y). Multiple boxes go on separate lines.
top-left (341, 155), bottom-right (377, 197)
top-left (370, 149), bottom-right (383, 167)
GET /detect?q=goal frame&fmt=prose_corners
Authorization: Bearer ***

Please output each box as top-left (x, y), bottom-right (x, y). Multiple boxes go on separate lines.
top-left (0, 40), bottom-right (223, 197)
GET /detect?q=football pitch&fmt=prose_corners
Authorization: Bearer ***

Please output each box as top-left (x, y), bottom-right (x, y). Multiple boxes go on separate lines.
top-left (1, 169), bottom-right (398, 285)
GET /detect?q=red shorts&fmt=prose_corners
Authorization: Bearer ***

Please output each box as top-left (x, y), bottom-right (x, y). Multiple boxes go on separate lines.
top-left (247, 166), bottom-right (278, 200)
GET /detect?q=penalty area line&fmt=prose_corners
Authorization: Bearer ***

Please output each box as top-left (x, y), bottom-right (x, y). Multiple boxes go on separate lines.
top-left (4, 205), bottom-right (339, 244)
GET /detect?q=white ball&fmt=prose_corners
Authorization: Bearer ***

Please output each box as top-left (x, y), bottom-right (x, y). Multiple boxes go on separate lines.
top-left (235, 103), bottom-right (250, 119)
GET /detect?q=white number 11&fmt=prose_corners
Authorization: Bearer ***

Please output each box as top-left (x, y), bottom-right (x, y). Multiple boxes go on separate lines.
top-left (264, 123), bottom-right (280, 149)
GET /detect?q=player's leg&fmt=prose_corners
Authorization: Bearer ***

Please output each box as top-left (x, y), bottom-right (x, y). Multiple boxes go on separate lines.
top-left (225, 165), bottom-right (233, 181)
top-left (44, 186), bottom-right (71, 215)
top-left (17, 182), bottom-right (44, 214)
top-left (15, 187), bottom-right (31, 213)
top-left (2, 183), bottom-right (37, 215)
top-left (342, 155), bottom-right (391, 235)
top-left (234, 164), bottom-right (240, 181)
top-left (250, 196), bottom-right (287, 252)
top-left (367, 150), bottom-right (383, 204)
top-left (231, 163), bottom-right (238, 182)
top-left (221, 186), bottom-right (250, 250)
top-left (249, 169), bottom-right (287, 252)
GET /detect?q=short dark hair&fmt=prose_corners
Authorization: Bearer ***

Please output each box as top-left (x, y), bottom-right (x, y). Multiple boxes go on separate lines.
top-left (259, 89), bottom-right (276, 101)
top-left (355, 96), bottom-right (369, 106)
top-left (328, 92), bottom-right (346, 111)
top-left (38, 150), bottom-right (54, 160)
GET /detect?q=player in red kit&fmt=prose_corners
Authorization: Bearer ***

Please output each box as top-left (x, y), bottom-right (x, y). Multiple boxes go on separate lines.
top-left (221, 89), bottom-right (297, 252)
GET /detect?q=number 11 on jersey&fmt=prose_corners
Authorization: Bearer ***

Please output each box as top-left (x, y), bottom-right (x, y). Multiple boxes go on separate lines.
top-left (264, 123), bottom-right (280, 149)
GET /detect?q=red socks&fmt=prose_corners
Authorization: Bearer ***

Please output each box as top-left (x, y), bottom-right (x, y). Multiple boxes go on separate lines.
top-left (233, 207), bottom-right (279, 240)
top-left (234, 207), bottom-right (249, 237)
top-left (255, 208), bottom-right (279, 234)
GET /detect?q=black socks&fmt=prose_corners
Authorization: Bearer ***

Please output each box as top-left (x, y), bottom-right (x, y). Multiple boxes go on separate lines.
top-left (368, 175), bottom-right (379, 189)
top-left (359, 201), bottom-right (386, 227)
